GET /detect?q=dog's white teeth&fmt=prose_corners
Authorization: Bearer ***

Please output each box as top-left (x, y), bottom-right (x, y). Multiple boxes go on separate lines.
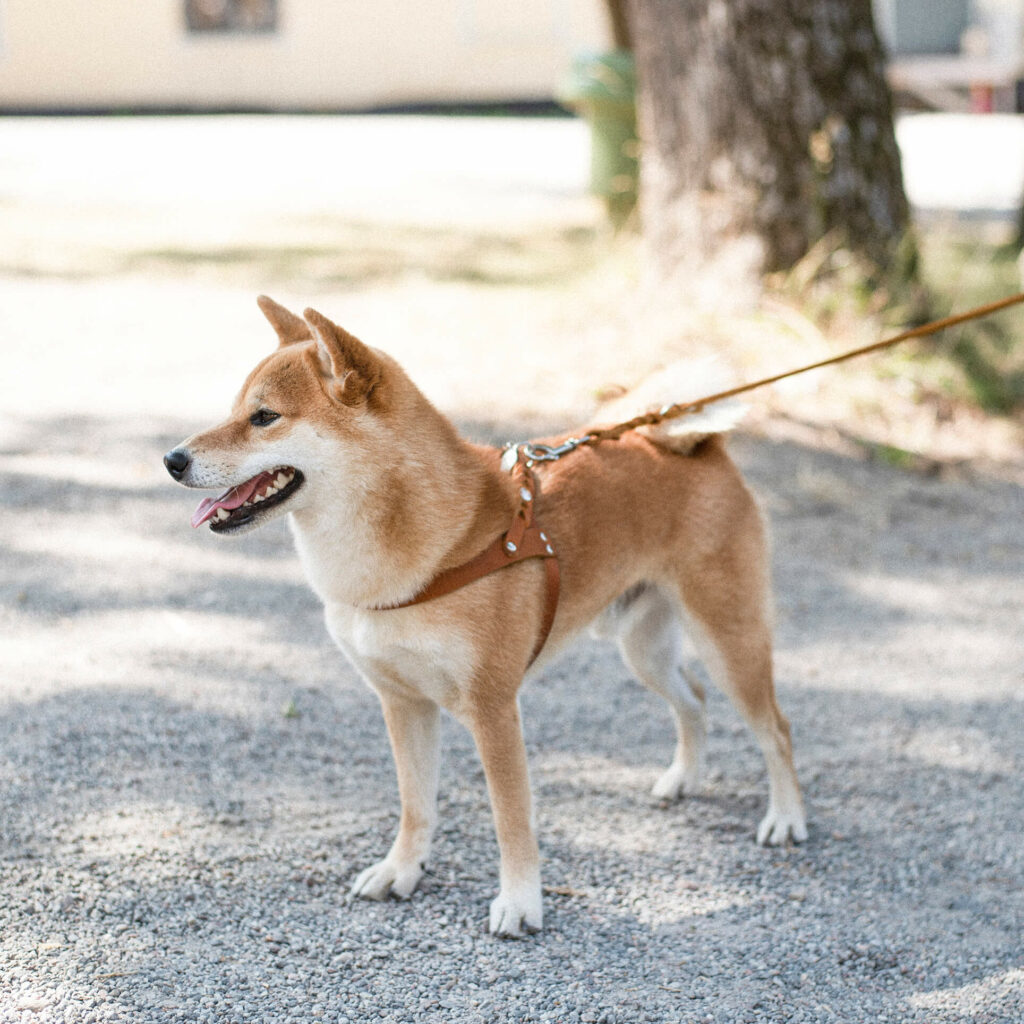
top-left (214, 508), bottom-right (231, 522)
top-left (239, 472), bottom-right (293, 512)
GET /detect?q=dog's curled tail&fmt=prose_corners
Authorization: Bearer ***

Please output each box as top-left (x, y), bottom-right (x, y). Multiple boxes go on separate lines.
top-left (593, 358), bottom-right (747, 455)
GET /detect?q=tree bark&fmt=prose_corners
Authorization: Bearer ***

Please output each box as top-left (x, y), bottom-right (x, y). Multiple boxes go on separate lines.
top-left (628, 0), bottom-right (912, 296)
top-left (604, 0), bottom-right (632, 50)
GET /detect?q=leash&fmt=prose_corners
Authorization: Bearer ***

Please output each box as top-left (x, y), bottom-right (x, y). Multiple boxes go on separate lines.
top-left (517, 291), bottom-right (1024, 463)
top-left (380, 292), bottom-right (1024, 666)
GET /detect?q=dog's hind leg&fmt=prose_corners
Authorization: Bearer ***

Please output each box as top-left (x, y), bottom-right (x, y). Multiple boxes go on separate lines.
top-left (676, 551), bottom-right (807, 846)
top-left (351, 690), bottom-right (441, 901)
top-left (610, 585), bottom-right (708, 802)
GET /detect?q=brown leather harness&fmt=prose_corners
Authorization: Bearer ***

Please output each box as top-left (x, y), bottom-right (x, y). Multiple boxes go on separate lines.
top-left (379, 445), bottom-right (561, 670)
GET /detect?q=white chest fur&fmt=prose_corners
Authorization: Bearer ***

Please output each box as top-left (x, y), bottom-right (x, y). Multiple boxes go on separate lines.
top-left (321, 600), bottom-right (478, 713)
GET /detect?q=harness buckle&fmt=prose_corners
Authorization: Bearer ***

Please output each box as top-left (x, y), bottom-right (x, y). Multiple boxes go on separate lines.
top-left (519, 436), bottom-right (594, 464)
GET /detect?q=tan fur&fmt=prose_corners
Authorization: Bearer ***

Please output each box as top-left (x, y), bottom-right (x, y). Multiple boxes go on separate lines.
top-left (167, 298), bottom-right (806, 938)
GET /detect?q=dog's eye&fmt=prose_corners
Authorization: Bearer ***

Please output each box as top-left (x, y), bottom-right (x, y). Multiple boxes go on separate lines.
top-left (250, 409), bottom-right (280, 427)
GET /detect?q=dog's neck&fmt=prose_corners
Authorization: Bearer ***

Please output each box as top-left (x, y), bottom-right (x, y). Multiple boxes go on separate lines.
top-left (287, 399), bottom-right (515, 611)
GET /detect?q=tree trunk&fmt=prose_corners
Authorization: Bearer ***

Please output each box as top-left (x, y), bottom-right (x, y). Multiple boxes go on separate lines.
top-left (627, 0), bottom-right (913, 299)
top-left (604, 0), bottom-right (632, 49)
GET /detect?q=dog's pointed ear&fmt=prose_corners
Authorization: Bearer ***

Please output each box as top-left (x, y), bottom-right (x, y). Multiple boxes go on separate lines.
top-left (257, 295), bottom-right (312, 347)
top-left (303, 307), bottom-right (381, 406)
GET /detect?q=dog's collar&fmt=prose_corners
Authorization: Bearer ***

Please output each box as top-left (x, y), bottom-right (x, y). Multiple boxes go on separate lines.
top-left (376, 446), bottom-right (560, 669)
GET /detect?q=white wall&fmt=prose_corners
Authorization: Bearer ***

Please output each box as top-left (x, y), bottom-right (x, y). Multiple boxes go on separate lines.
top-left (0, 0), bottom-right (609, 110)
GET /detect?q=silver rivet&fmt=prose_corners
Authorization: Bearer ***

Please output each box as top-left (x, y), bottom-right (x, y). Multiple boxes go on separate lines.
top-left (539, 532), bottom-right (547, 541)
top-left (545, 545), bottom-right (554, 555)
top-left (505, 541), bottom-right (517, 553)
top-left (519, 487), bottom-right (532, 502)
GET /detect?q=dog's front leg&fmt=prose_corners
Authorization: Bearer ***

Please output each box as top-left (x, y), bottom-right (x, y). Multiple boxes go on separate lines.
top-left (351, 690), bottom-right (440, 901)
top-left (469, 698), bottom-right (543, 938)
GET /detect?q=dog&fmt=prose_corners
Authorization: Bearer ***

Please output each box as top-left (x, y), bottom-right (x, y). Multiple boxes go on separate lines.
top-left (164, 297), bottom-right (807, 937)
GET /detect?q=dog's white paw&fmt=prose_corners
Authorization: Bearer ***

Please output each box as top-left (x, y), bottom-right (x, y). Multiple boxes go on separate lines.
top-left (350, 857), bottom-right (424, 901)
top-left (488, 884), bottom-right (543, 938)
top-left (756, 806), bottom-right (808, 846)
top-left (651, 763), bottom-right (701, 802)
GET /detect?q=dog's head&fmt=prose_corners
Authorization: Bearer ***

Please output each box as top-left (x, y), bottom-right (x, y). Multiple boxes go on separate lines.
top-left (164, 297), bottom-right (388, 536)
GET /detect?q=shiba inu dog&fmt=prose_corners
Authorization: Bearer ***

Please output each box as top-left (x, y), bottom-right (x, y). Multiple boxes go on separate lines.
top-left (164, 297), bottom-right (807, 937)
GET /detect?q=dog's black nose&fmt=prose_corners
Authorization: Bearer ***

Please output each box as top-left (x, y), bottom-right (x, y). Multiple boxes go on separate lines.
top-left (163, 448), bottom-right (191, 481)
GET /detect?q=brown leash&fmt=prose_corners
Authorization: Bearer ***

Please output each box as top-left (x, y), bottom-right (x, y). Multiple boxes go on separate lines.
top-left (519, 291), bottom-right (1024, 461)
top-left (380, 292), bottom-right (1024, 666)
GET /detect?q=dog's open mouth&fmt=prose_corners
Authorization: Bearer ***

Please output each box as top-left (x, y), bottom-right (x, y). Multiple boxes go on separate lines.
top-left (191, 467), bottom-right (304, 532)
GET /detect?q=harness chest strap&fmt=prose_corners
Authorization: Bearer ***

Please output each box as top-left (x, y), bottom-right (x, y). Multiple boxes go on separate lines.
top-left (378, 451), bottom-right (560, 669)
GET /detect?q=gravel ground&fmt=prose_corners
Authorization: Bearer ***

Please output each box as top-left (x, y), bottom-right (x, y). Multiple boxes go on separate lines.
top-left (2, 415), bottom-right (1021, 1024)
top-left (1, 115), bottom-right (1023, 1023)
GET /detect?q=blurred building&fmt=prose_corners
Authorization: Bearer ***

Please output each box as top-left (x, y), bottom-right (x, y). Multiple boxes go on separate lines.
top-left (0, 0), bottom-right (607, 111)
top-left (876, 0), bottom-right (1024, 111)
top-left (4, 1), bottom-right (1024, 114)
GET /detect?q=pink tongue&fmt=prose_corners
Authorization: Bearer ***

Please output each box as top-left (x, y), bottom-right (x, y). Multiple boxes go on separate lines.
top-left (191, 472), bottom-right (275, 528)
